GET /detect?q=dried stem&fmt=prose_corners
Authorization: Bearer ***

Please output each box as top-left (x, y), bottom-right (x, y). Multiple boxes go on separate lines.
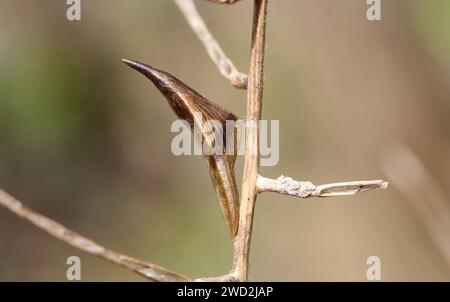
top-left (231, 0), bottom-right (268, 282)
top-left (257, 175), bottom-right (388, 198)
top-left (175, 0), bottom-right (248, 89)
top-left (0, 188), bottom-right (191, 282)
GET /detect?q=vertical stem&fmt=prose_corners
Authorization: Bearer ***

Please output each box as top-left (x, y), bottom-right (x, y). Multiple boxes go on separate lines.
top-left (233, 0), bottom-right (268, 281)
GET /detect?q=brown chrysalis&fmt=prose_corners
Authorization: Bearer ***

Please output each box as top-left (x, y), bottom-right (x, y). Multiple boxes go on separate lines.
top-left (122, 59), bottom-right (239, 238)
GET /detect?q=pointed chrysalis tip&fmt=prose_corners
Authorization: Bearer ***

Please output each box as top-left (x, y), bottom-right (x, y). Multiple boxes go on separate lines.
top-left (121, 59), bottom-right (165, 84)
top-left (121, 58), bottom-right (140, 69)
top-left (121, 57), bottom-right (239, 239)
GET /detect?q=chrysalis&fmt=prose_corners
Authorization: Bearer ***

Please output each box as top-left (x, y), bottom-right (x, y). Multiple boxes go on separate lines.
top-left (122, 59), bottom-right (239, 238)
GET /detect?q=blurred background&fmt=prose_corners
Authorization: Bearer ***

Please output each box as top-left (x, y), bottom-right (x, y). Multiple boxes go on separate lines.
top-left (0, 0), bottom-right (450, 281)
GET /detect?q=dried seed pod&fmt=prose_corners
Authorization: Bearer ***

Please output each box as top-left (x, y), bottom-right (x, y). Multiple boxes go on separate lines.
top-left (122, 59), bottom-right (239, 238)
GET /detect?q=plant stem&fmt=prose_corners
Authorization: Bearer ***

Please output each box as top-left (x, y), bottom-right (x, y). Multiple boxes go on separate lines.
top-left (175, 0), bottom-right (248, 89)
top-left (232, 0), bottom-right (268, 282)
top-left (0, 188), bottom-right (191, 282)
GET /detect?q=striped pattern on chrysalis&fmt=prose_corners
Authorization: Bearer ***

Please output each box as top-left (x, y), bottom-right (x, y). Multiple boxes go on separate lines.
top-left (122, 59), bottom-right (239, 238)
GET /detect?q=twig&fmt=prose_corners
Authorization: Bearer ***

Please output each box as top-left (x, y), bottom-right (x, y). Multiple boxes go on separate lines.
top-left (175, 0), bottom-right (248, 89)
top-left (0, 188), bottom-right (191, 282)
top-left (256, 175), bottom-right (388, 198)
top-left (206, 0), bottom-right (243, 4)
top-left (195, 274), bottom-right (237, 282)
top-left (231, 0), bottom-right (268, 282)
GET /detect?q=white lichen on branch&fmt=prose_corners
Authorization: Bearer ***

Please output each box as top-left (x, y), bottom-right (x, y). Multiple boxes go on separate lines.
top-left (257, 175), bottom-right (388, 198)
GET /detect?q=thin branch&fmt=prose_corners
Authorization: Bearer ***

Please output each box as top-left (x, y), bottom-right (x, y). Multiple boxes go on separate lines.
top-left (175, 0), bottom-right (248, 89)
top-left (206, 0), bottom-right (243, 4)
top-left (0, 188), bottom-right (191, 282)
top-left (231, 0), bottom-right (268, 282)
top-left (256, 175), bottom-right (388, 198)
top-left (195, 274), bottom-right (237, 282)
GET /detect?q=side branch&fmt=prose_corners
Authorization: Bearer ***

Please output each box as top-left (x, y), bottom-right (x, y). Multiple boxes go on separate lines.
top-left (256, 175), bottom-right (388, 198)
top-left (175, 0), bottom-right (248, 89)
top-left (0, 188), bottom-right (191, 282)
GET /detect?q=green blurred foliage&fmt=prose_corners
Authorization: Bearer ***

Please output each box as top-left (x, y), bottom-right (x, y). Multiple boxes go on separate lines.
top-left (0, 48), bottom-right (94, 154)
